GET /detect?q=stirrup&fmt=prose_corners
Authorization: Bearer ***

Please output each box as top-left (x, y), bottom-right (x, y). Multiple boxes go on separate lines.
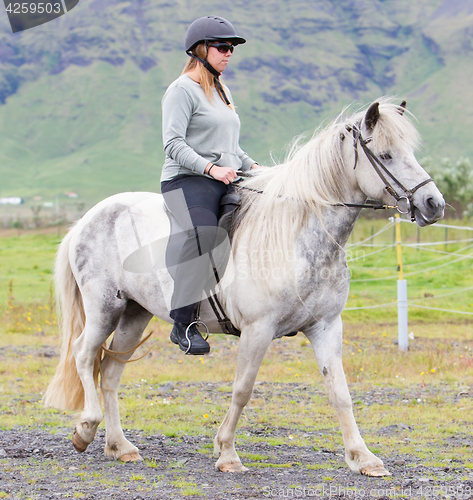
top-left (184, 319), bottom-right (210, 355)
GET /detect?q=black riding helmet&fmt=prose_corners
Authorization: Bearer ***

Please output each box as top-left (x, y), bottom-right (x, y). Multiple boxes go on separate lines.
top-left (185, 15), bottom-right (246, 53)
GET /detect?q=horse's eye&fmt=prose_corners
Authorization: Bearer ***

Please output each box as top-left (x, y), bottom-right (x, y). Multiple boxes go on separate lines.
top-left (379, 153), bottom-right (392, 161)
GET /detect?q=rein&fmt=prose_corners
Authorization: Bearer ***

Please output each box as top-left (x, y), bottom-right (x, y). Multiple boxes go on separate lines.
top-left (237, 173), bottom-right (396, 211)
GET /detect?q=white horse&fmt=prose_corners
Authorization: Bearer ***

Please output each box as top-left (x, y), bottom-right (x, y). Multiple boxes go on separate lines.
top-left (44, 99), bottom-right (444, 476)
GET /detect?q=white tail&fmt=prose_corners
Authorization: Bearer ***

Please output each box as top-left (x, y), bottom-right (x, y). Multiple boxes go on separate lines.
top-left (43, 226), bottom-right (102, 411)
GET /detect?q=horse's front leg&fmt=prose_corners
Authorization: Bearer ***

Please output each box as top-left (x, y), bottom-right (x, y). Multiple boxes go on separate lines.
top-left (306, 316), bottom-right (390, 476)
top-left (214, 323), bottom-right (273, 472)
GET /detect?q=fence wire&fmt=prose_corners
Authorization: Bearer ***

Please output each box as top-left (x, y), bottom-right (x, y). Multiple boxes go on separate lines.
top-left (345, 220), bottom-right (473, 315)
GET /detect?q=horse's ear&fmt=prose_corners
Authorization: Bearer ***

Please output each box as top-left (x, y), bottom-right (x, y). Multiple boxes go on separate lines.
top-left (399, 100), bottom-right (407, 115)
top-left (364, 102), bottom-right (380, 130)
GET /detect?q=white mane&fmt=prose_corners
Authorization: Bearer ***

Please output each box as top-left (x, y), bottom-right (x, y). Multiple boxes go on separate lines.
top-left (234, 98), bottom-right (420, 287)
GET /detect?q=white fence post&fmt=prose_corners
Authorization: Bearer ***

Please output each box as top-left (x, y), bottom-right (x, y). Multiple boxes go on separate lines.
top-left (397, 279), bottom-right (408, 351)
top-left (395, 214), bottom-right (409, 351)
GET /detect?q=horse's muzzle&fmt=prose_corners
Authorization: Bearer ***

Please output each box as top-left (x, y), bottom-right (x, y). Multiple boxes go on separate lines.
top-left (414, 194), bottom-right (445, 227)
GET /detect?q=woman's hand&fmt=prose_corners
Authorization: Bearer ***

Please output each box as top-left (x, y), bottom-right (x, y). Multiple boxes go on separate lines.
top-left (208, 165), bottom-right (238, 184)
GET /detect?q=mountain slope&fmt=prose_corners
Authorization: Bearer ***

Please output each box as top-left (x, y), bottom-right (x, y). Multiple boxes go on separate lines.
top-left (0, 0), bottom-right (471, 202)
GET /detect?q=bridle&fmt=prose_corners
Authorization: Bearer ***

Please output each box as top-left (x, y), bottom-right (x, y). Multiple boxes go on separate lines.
top-left (345, 122), bottom-right (434, 222)
top-left (238, 122), bottom-right (433, 222)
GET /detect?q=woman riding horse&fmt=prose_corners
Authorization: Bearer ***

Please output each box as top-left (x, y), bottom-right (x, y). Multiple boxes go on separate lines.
top-left (161, 15), bottom-right (260, 355)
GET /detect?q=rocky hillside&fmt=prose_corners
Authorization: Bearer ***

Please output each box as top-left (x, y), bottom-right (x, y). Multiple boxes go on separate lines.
top-left (0, 0), bottom-right (472, 201)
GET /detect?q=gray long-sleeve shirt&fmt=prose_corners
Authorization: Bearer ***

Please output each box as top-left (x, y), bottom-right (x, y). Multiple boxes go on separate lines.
top-left (160, 74), bottom-right (256, 182)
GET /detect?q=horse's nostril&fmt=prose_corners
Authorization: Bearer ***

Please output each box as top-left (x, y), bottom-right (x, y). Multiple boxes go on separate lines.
top-left (426, 197), bottom-right (437, 210)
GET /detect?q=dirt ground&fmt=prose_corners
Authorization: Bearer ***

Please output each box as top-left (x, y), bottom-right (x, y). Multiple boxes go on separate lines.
top-left (1, 401), bottom-right (473, 500)
top-left (2, 330), bottom-right (473, 499)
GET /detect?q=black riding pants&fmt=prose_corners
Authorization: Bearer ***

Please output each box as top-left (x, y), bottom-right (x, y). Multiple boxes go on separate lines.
top-left (161, 174), bottom-right (230, 324)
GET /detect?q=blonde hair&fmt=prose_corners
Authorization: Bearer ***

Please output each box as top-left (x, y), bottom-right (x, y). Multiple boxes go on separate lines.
top-left (182, 43), bottom-right (233, 108)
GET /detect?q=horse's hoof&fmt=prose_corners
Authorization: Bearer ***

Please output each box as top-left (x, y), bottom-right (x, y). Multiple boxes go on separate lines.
top-left (217, 462), bottom-right (248, 473)
top-left (72, 430), bottom-right (89, 453)
top-left (119, 452), bottom-right (143, 462)
top-left (360, 465), bottom-right (391, 477)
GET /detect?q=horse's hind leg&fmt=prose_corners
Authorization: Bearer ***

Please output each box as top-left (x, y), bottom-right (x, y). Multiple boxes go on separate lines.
top-left (72, 301), bottom-right (123, 453)
top-left (214, 324), bottom-right (273, 472)
top-left (101, 301), bottom-right (153, 462)
top-left (306, 316), bottom-right (390, 477)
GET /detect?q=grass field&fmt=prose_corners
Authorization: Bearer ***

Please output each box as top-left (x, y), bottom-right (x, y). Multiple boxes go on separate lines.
top-left (345, 217), bottom-right (473, 323)
top-left (0, 216), bottom-right (472, 474)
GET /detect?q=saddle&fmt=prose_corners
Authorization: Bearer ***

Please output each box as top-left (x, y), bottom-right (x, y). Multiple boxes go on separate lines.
top-left (217, 191), bottom-right (242, 241)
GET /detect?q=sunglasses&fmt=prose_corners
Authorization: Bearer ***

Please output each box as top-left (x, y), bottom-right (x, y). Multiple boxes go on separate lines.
top-left (208, 42), bottom-right (235, 54)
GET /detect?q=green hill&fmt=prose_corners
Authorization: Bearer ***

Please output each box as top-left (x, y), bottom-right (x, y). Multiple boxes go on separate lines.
top-left (0, 0), bottom-right (472, 203)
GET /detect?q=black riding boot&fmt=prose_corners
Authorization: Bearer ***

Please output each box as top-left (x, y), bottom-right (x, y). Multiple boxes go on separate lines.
top-left (170, 322), bottom-right (210, 355)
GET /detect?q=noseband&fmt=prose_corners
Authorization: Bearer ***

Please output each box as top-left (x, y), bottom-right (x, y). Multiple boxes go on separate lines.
top-left (346, 123), bottom-right (433, 222)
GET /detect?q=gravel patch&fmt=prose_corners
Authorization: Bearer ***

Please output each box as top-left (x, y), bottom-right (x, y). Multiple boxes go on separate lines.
top-left (1, 421), bottom-right (473, 499)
